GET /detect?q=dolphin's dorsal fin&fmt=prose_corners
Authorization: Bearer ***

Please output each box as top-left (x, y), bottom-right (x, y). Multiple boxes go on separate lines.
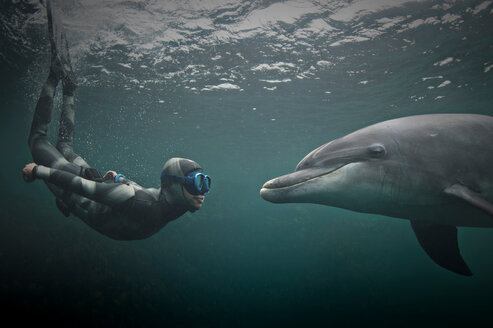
top-left (410, 221), bottom-right (472, 276)
top-left (445, 184), bottom-right (493, 217)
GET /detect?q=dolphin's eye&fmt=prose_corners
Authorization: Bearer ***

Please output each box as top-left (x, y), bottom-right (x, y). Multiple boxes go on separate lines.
top-left (368, 144), bottom-right (386, 158)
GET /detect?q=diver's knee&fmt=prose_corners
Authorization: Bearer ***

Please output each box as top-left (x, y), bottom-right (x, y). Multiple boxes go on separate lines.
top-left (57, 142), bottom-right (76, 161)
top-left (28, 132), bottom-right (45, 153)
top-left (56, 141), bottom-right (69, 154)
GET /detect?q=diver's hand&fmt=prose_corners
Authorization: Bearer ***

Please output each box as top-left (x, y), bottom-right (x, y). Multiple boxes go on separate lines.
top-left (103, 170), bottom-right (118, 181)
top-left (23, 163), bottom-right (37, 183)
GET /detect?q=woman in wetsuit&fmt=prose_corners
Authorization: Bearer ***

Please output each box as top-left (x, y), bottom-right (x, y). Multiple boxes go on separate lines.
top-left (22, 1), bottom-right (211, 240)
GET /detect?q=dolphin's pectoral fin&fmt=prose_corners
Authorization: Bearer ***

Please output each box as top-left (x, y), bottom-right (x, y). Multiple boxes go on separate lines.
top-left (444, 184), bottom-right (493, 217)
top-left (410, 221), bottom-right (472, 276)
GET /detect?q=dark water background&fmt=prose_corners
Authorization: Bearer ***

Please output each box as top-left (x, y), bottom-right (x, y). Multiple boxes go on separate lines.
top-left (1, 0), bottom-right (493, 326)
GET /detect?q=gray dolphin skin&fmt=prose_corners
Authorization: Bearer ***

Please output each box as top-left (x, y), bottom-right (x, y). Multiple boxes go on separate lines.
top-left (260, 114), bottom-right (493, 276)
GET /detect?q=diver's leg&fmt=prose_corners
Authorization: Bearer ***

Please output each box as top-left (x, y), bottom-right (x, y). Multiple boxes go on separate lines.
top-left (28, 79), bottom-right (81, 176)
top-left (55, 34), bottom-right (89, 168)
top-left (27, 72), bottom-right (58, 151)
top-left (56, 93), bottom-right (90, 168)
top-left (27, 0), bottom-right (80, 175)
top-left (28, 0), bottom-right (62, 152)
top-left (27, 71), bottom-right (82, 172)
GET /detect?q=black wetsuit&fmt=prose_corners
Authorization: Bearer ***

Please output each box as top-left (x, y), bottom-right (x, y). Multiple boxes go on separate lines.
top-left (32, 164), bottom-right (187, 240)
top-left (28, 57), bottom-right (187, 241)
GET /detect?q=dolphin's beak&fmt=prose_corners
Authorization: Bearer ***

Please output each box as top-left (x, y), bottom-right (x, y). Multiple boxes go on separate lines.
top-left (260, 165), bottom-right (344, 203)
top-left (261, 167), bottom-right (328, 189)
top-left (260, 141), bottom-right (365, 203)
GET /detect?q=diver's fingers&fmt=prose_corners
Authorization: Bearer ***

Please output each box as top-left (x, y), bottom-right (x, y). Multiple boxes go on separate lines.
top-left (103, 170), bottom-right (118, 181)
top-left (22, 163), bottom-right (37, 183)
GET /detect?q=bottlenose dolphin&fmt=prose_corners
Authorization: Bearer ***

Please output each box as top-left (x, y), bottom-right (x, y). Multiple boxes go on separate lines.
top-left (260, 114), bottom-right (493, 276)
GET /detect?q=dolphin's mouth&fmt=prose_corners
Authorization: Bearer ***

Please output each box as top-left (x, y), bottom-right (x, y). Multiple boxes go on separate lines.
top-left (261, 163), bottom-right (346, 191)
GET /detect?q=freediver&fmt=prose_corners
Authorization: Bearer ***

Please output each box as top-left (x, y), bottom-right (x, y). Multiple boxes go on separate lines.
top-left (22, 0), bottom-right (211, 240)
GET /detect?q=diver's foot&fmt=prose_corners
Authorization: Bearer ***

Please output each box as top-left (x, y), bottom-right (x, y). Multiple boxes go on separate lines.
top-left (46, 0), bottom-right (77, 92)
top-left (47, 0), bottom-right (63, 80)
top-left (50, 52), bottom-right (65, 81)
top-left (61, 36), bottom-right (78, 95)
top-left (49, 33), bottom-right (78, 95)
top-left (62, 74), bottom-right (78, 95)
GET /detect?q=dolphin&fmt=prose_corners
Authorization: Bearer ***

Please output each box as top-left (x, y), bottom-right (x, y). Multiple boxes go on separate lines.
top-left (260, 114), bottom-right (493, 276)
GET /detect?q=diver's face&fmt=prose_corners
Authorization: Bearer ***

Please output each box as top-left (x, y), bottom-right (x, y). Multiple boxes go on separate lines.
top-left (182, 186), bottom-right (205, 210)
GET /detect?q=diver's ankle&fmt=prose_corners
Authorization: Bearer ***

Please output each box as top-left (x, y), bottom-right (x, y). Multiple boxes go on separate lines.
top-left (47, 71), bottom-right (60, 85)
top-left (62, 76), bottom-right (77, 95)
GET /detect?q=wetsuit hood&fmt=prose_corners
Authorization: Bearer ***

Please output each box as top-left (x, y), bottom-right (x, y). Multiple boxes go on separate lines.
top-left (161, 157), bottom-right (202, 210)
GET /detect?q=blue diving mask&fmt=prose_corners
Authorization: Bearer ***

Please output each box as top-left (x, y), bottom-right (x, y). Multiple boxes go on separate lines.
top-left (161, 170), bottom-right (211, 195)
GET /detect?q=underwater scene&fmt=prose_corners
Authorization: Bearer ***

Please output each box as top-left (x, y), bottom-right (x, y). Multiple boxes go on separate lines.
top-left (1, 0), bottom-right (493, 326)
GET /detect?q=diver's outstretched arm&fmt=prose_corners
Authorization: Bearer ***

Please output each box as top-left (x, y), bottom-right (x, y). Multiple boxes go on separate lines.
top-left (27, 163), bottom-right (135, 207)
